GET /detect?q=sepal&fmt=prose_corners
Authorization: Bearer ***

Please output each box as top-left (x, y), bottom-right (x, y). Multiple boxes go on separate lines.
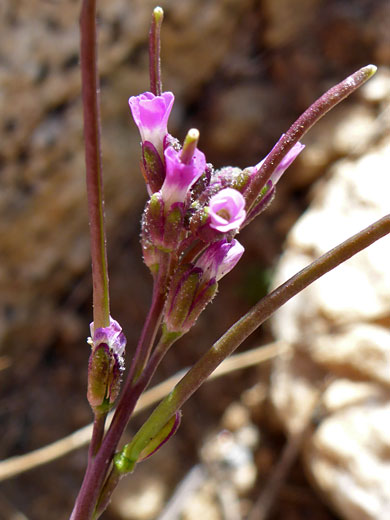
top-left (87, 343), bottom-right (123, 413)
top-left (164, 266), bottom-right (202, 333)
top-left (142, 140), bottom-right (165, 194)
top-left (87, 317), bottom-right (126, 414)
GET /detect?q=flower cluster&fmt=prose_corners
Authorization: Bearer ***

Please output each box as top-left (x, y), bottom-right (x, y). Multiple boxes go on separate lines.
top-left (129, 91), bottom-right (304, 333)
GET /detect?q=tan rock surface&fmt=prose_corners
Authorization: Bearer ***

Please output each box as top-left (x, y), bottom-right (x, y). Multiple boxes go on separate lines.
top-left (270, 94), bottom-right (390, 518)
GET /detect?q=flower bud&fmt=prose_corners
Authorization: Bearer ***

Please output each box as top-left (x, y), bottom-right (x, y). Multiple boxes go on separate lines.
top-left (87, 317), bottom-right (126, 414)
top-left (164, 265), bottom-right (203, 333)
top-left (141, 193), bottom-right (185, 255)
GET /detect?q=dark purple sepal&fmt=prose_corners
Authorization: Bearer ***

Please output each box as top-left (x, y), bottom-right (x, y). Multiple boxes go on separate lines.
top-left (137, 411), bottom-right (182, 462)
top-left (141, 239), bottom-right (160, 274)
top-left (142, 140), bottom-right (165, 193)
top-left (87, 343), bottom-right (111, 411)
top-left (141, 197), bottom-right (162, 272)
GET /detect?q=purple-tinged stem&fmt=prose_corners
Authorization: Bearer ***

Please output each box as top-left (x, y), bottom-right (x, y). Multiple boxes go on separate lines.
top-left (127, 251), bottom-right (171, 383)
top-left (80, 0), bottom-right (110, 329)
top-left (149, 7), bottom-right (164, 96)
top-left (70, 328), bottom-right (180, 520)
top-left (71, 2), bottom-right (110, 516)
top-left (70, 251), bottom-right (171, 520)
top-left (93, 330), bottom-right (181, 518)
top-left (245, 65), bottom-right (377, 211)
top-left (88, 413), bottom-right (106, 459)
top-left (120, 213), bottom-right (390, 467)
top-left (80, 0), bottom-right (109, 461)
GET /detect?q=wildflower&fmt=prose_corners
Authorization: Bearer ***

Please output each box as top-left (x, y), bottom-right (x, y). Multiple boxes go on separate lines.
top-left (87, 317), bottom-right (127, 412)
top-left (128, 91), bottom-right (174, 155)
top-left (208, 188), bottom-right (246, 232)
top-left (161, 129), bottom-right (206, 208)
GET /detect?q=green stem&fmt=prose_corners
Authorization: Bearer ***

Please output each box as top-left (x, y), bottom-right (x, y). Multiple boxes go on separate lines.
top-left (80, 0), bottom-right (110, 328)
top-left (121, 214), bottom-right (390, 466)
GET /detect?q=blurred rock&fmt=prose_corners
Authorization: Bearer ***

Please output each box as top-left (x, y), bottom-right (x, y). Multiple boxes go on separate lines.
top-left (306, 396), bottom-right (390, 520)
top-left (271, 137), bottom-right (390, 347)
top-left (270, 130), bottom-right (390, 516)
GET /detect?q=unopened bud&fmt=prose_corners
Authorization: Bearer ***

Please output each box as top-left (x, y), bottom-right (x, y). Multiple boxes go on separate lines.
top-left (87, 317), bottom-right (126, 414)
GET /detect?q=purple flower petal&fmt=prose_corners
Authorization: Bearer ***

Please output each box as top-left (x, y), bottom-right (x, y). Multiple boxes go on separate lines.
top-left (161, 146), bottom-right (206, 207)
top-left (90, 316), bottom-right (126, 357)
top-left (195, 239), bottom-right (244, 282)
top-left (129, 91), bottom-right (174, 154)
top-left (208, 188), bottom-right (246, 232)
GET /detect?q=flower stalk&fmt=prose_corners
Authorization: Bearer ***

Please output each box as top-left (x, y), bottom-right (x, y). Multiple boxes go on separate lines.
top-left (80, 0), bottom-right (110, 329)
top-left (116, 214), bottom-right (390, 469)
top-left (244, 65), bottom-right (377, 211)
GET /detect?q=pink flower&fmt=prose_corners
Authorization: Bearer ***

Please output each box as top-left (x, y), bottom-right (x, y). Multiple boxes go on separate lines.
top-left (209, 188), bottom-right (246, 232)
top-left (256, 138), bottom-right (305, 185)
top-left (128, 91), bottom-right (174, 154)
top-left (161, 146), bottom-right (206, 207)
top-left (195, 239), bottom-right (244, 282)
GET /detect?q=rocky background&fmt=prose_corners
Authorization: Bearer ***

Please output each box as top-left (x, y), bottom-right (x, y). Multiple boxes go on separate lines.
top-left (0, 0), bottom-right (389, 519)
